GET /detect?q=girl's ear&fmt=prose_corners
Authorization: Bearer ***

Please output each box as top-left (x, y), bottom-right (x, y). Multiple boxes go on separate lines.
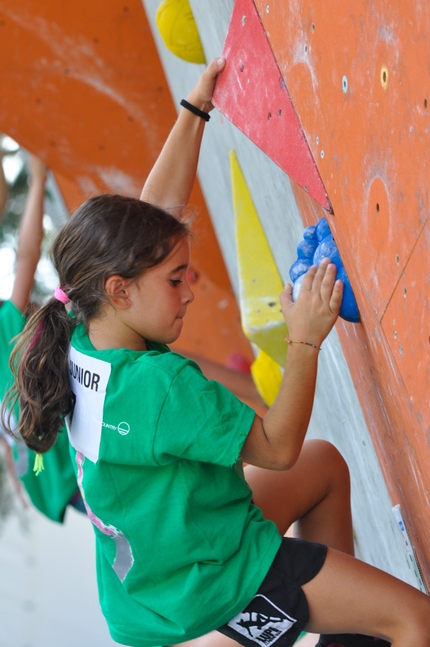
top-left (105, 275), bottom-right (131, 309)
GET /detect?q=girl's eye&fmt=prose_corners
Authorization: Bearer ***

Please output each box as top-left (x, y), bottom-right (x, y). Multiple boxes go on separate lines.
top-left (170, 279), bottom-right (182, 287)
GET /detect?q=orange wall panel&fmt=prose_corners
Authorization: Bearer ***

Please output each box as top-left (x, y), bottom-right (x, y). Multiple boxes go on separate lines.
top-left (0, 0), bottom-right (255, 372)
top-left (0, 0), bottom-right (230, 290)
top-left (382, 220), bottom-right (430, 428)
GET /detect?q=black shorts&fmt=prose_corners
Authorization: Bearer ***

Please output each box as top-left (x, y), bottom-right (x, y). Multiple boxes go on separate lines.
top-left (217, 537), bottom-right (327, 647)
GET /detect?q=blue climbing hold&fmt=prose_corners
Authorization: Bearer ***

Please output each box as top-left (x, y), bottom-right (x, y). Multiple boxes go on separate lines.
top-left (336, 265), bottom-right (360, 323)
top-left (315, 217), bottom-right (331, 242)
top-left (289, 218), bottom-right (360, 323)
top-left (313, 234), bottom-right (342, 270)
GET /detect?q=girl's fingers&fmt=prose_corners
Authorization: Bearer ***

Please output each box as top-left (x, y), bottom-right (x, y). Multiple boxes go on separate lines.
top-left (329, 279), bottom-right (344, 314)
top-left (280, 283), bottom-right (293, 307)
top-left (318, 262), bottom-right (343, 315)
top-left (299, 264), bottom-right (318, 292)
top-left (212, 57), bottom-right (226, 74)
top-left (198, 58), bottom-right (226, 104)
top-left (310, 258), bottom-right (332, 294)
top-left (319, 262), bottom-right (338, 300)
top-left (208, 57), bottom-right (226, 78)
top-left (300, 258), bottom-right (331, 295)
top-left (296, 259), bottom-right (343, 314)
top-left (281, 260), bottom-right (342, 343)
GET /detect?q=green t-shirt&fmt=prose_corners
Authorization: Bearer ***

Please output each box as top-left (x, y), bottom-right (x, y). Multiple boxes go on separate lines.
top-left (67, 323), bottom-right (282, 646)
top-left (0, 300), bottom-right (78, 523)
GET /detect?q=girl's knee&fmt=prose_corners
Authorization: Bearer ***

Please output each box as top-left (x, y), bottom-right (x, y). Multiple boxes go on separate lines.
top-left (308, 439), bottom-right (349, 474)
top-left (380, 575), bottom-right (430, 643)
top-left (407, 595), bottom-right (430, 642)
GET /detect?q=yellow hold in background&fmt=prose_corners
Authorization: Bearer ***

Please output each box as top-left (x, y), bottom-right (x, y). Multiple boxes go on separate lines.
top-left (251, 350), bottom-right (283, 407)
top-left (156, 0), bottom-right (206, 64)
top-left (230, 150), bottom-right (288, 368)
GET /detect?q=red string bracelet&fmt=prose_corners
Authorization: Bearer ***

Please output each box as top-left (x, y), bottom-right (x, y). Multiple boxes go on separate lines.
top-left (285, 338), bottom-right (322, 351)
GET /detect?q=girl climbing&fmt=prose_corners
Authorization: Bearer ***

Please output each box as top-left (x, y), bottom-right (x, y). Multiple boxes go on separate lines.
top-left (4, 59), bottom-right (430, 647)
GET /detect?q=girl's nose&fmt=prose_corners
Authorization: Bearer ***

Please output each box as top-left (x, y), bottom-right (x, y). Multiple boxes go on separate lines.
top-left (182, 281), bottom-right (194, 304)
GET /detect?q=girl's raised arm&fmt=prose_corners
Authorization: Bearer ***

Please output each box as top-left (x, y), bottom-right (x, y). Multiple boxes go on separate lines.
top-left (11, 155), bottom-right (47, 313)
top-left (0, 149), bottom-right (7, 216)
top-left (140, 58), bottom-right (225, 215)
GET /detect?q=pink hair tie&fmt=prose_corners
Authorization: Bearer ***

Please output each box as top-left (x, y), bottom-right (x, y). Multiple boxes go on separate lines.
top-left (54, 286), bottom-right (70, 304)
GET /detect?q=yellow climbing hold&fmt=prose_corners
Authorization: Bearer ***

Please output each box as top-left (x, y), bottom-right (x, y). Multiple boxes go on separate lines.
top-left (230, 150), bottom-right (288, 367)
top-left (156, 0), bottom-right (206, 64)
top-left (251, 350), bottom-right (283, 407)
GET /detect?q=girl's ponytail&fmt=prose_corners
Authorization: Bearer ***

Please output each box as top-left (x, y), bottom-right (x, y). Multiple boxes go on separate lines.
top-left (4, 296), bottom-right (75, 453)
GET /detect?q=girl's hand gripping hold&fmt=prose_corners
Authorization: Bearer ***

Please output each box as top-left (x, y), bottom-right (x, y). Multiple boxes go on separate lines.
top-left (241, 260), bottom-right (343, 471)
top-left (281, 258), bottom-right (343, 350)
top-left (186, 57), bottom-right (226, 114)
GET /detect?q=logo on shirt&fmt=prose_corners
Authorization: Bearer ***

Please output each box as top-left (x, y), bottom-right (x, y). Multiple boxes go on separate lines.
top-left (102, 421), bottom-right (130, 436)
top-left (227, 595), bottom-right (296, 647)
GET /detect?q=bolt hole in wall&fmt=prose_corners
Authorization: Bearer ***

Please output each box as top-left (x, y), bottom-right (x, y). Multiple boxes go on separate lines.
top-left (424, 98), bottom-right (428, 109)
top-left (380, 65), bottom-right (389, 90)
top-left (342, 75), bottom-right (348, 93)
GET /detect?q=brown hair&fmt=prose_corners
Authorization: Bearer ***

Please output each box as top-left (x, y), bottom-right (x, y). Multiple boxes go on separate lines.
top-left (2, 194), bottom-right (191, 453)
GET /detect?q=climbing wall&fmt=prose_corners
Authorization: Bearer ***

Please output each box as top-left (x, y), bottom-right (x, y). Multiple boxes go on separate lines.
top-left (237, 0), bottom-right (430, 579)
top-left (143, 0), bottom-right (429, 587)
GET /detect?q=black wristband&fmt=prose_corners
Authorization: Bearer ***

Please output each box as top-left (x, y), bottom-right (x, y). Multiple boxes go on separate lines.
top-left (180, 99), bottom-right (210, 122)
